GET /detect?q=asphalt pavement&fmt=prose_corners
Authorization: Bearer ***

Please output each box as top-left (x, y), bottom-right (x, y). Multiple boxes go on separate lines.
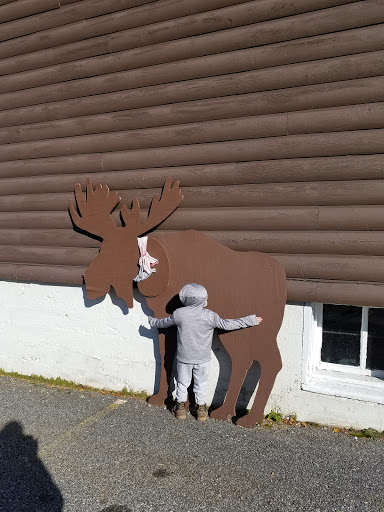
top-left (0, 376), bottom-right (382, 512)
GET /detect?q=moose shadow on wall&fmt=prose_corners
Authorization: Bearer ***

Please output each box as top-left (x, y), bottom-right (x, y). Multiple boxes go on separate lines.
top-left (0, 421), bottom-right (63, 511)
top-left (82, 283), bottom-right (130, 315)
top-left (81, 281), bottom-right (163, 395)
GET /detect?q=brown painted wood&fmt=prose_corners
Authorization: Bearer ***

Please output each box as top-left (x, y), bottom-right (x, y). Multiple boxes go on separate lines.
top-left (2, 10), bottom-right (384, 103)
top-left (1, 41), bottom-right (383, 112)
top-left (66, 177), bottom-right (286, 425)
top-left (162, 206), bottom-right (384, 232)
top-left (0, 260), bottom-right (381, 307)
top-left (83, 0), bottom-right (258, 39)
top-left (0, 163), bottom-right (241, 190)
top-left (1, 180), bottom-right (384, 211)
top-left (0, 262), bottom-right (84, 284)
top-left (317, 205), bottom-right (384, 230)
top-left (0, 131), bottom-right (383, 180)
top-left (287, 102), bottom-right (384, 135)
top-left (141, 231), bottom-right (286, 425)
top-left (2, 228), bottom-right (384, 257)
top-left (67, 178), bottom-right (183, 307)
top-left (1, 0), bottom-right (380, 95)
top-left (200, 231), bottom-right (384, 256)
top-left (0, 115), bottom-right (289, 161)
top-left (3, 205), bottom-right (384, 231)
top-left (0, 229), bottom-right (99, 248)
top-left (0, 212), bottom-right (71, 229)
top-left (0, 38), bottom-right (111, 78)
top-left (0, 0), bottom-right (59, 24)
top-left (0, 245), bottom-right (97, 266)
top-left (59, 0), bottom-right (84, 4)
top-left (1, 246), bottom-right (383, 284)
top-left (3, 66), bottom-right (384, 131)
top-left (0, 153), bottom-right (383, 184)
top-left (0, 1), bottom-right (21, 6)
top-left (232, 155), bottom-right (384, 185)
top-left (108, 0), bottom-right (359, 53)
top-left (0, 21), bottom-right (86, 61)
top-left (0, 0), bottom-right (256, 60)
top-left (287, 280), bottom-right (384, 307)
top-left (273, 254), bottom-right (384, 283)
top-left (0, 0), bottom-right (148, 43)
top-left (1, 109), bottom-right (384, 162)
top-left (0, 153), bottom-right (103, 180)
top-left (2, 29), bottom-right (384, 125)
top-left (2, 85), bottom-right (384, 144)
top-left (95, 129), bottom-right (384, 170)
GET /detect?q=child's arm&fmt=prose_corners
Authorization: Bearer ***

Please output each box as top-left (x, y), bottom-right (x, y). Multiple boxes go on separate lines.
top-left (148, 315), bottom-right (176, 329)
top-left (213, 313), bottom-right (262, 331)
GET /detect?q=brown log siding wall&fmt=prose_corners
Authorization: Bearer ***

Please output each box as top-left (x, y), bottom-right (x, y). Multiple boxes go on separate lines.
top-left (0, 0), bottom-right (383, 306)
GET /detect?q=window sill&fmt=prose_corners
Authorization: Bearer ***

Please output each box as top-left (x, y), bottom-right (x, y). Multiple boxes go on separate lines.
top-left (302, 368), bottom-right (384, 405)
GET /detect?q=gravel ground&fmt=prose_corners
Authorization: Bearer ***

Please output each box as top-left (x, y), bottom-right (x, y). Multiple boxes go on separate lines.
top-left (0, 376), bottom-right (383, 512)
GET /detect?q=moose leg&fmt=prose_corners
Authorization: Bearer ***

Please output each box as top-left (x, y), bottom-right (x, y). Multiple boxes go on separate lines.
top-left (237, 351), bottom-right (282, 428)
top-left (210, 360), bottom-right (250, 421)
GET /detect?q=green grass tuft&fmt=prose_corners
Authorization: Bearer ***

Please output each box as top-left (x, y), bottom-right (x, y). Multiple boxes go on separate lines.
top-left (349, 428), bottom-right (383, 440)
top-left (265, 409), bottom-right (283, 423)
top-left (0, 368), bottom-right (149, 400)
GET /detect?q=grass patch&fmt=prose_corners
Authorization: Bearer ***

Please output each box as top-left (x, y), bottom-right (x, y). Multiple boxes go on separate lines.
top-left (265, 409), bottom-right (283, 423)
top-left (260, 411), bottom-right (383, 439)
top-left (349, 428), bottom-right (384, 440)
top-left (0, 368), bottom-right (149, 400)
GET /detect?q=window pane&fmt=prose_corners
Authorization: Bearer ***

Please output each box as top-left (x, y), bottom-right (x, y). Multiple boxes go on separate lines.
top-left (321, 305), bottom-right (362, 366)
top-left (366, 308), bottom-right (384, 371)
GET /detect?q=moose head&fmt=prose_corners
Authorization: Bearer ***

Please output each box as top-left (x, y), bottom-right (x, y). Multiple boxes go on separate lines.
top-left (69, 177), bottom-right (183, 308)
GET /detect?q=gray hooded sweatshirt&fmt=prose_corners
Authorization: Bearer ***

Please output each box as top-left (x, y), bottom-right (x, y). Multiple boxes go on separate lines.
top-left (148, 283), bottom-right (258, 364)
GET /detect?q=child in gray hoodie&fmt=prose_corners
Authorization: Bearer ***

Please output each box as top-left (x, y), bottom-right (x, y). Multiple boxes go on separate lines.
top-left (148, 283), bottom-right (262, 421)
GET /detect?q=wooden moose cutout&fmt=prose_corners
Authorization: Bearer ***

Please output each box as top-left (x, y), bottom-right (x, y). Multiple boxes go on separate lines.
top-left (70, 178), bottom-right (287, 427)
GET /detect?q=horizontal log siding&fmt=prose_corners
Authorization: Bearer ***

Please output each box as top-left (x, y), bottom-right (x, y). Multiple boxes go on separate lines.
top-left (0, 0), bottom-right (383, 306)
top-left (2, 206), bottom-right (384, 231)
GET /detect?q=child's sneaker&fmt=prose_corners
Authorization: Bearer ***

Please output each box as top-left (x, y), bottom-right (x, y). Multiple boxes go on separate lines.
top-left (173, 402), bottom-right (186, 420)
top-left (197, 404), bottom-right (208, 422)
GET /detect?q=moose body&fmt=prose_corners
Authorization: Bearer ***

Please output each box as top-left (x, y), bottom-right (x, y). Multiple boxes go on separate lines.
top-left (70, 178), bottom-right (287, 427)
top-left (140, 231), bottom-right (286, 426)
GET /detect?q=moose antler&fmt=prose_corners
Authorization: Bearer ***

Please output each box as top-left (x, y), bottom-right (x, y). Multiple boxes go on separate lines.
top-left (121, 177), bottom-right (183, 236)
top-left (69, 178), bottom-right (120, 239)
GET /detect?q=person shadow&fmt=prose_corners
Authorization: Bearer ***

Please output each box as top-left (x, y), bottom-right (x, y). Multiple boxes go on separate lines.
top-left (0, 421), bottom-right (63, 512)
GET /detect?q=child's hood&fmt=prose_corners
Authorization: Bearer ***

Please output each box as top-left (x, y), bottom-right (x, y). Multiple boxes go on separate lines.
top-left (179, 283), bottom-right (208, 307)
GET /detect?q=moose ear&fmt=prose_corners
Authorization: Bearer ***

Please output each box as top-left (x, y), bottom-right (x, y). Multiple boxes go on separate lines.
top-left (137, 238), bottom-right (170, 298)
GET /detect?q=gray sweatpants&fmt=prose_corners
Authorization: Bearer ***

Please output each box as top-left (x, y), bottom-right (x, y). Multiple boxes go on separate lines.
top-left (175, 359), bottom-right (210, 405)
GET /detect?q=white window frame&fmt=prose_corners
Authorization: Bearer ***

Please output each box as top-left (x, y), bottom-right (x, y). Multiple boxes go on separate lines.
top-left (302, 303), bottom-right (384, 405)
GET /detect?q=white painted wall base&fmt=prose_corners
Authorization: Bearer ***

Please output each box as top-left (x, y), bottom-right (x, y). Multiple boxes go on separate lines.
top-left (1, 281), bottom-right (383, 431)
top-left (265, 303), bottom-right (384, 431)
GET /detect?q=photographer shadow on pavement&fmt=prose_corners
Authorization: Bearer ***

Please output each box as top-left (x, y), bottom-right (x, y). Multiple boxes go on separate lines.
top-left (0, 421), bottom-right (63, 512)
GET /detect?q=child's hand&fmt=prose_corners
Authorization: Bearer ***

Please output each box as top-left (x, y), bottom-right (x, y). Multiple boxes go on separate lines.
top-left (257, 317), bottom-right (263, 324)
